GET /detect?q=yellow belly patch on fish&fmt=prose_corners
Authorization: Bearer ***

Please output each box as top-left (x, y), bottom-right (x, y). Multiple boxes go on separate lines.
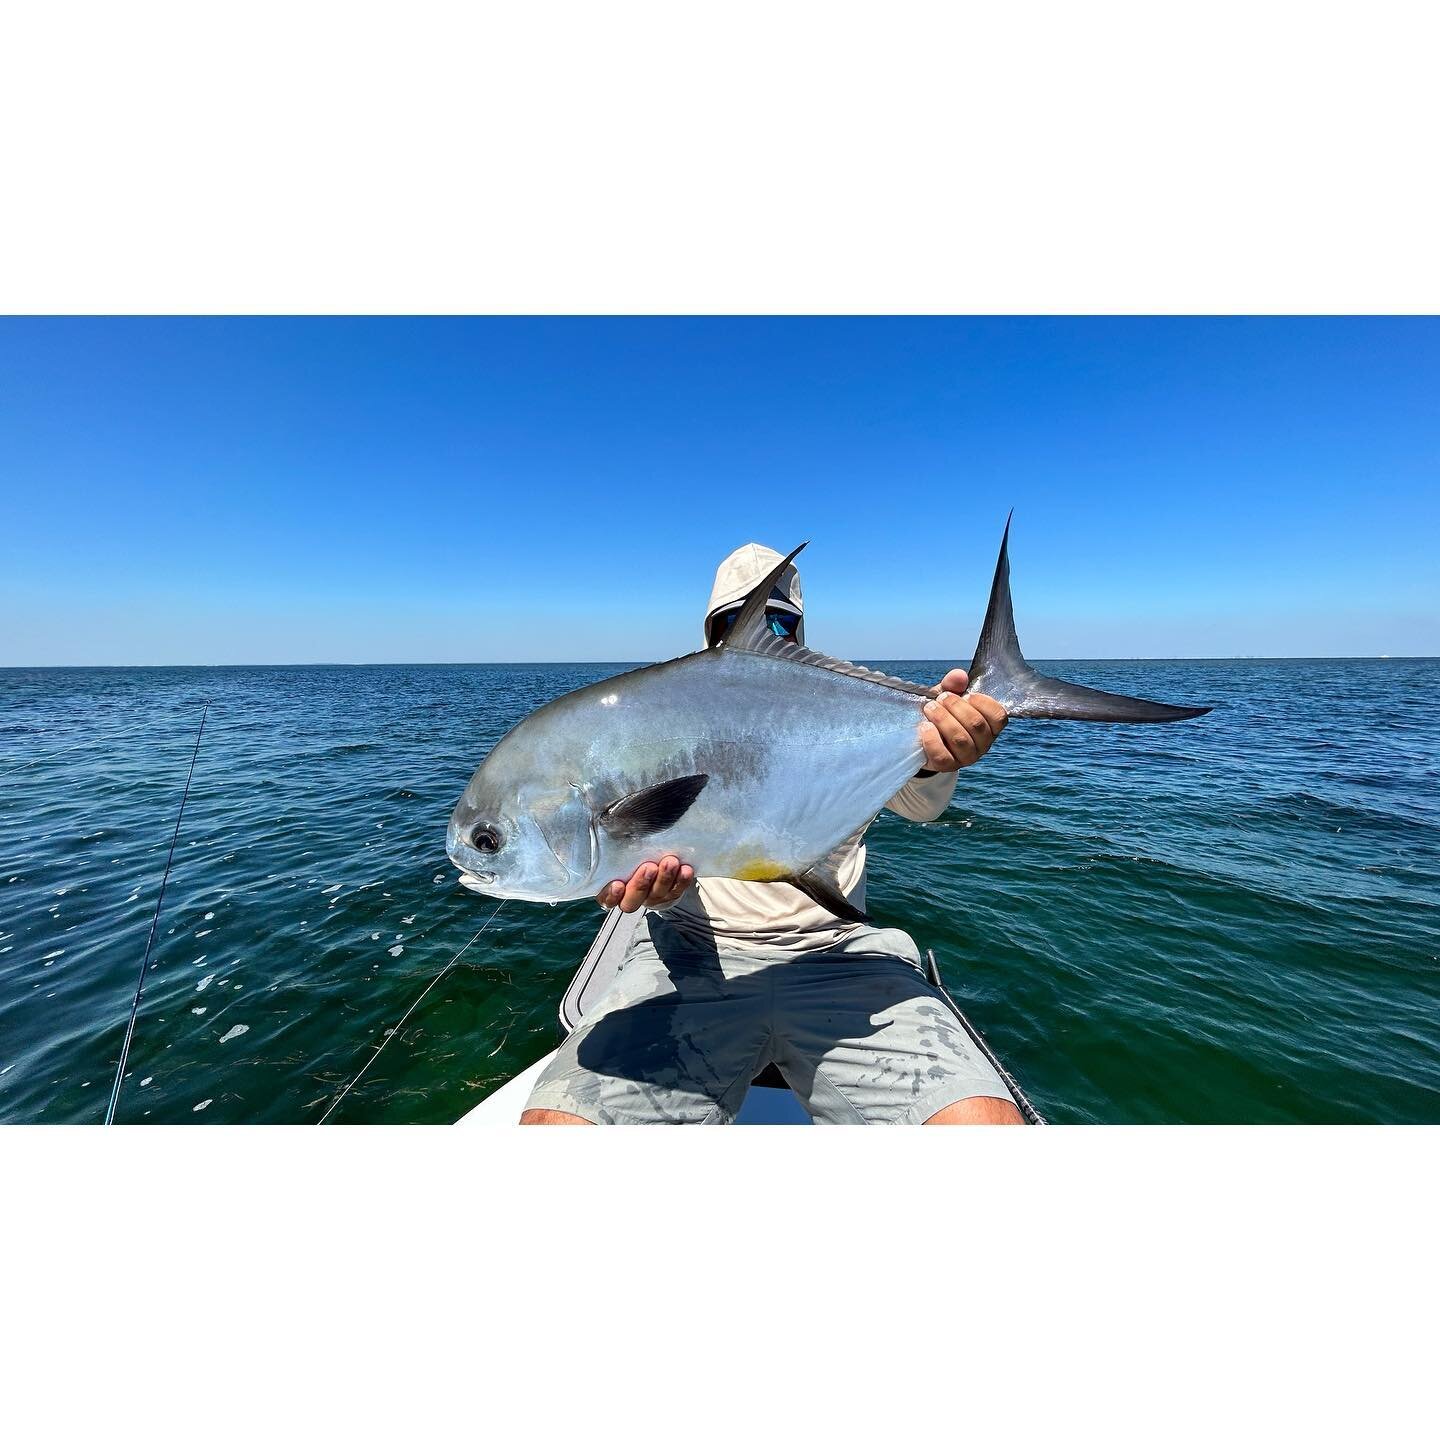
top-left (733, 858), bottom-right (789, 882)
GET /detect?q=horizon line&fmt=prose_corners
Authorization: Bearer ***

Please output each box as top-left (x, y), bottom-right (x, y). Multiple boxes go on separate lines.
top-left (2, 655), bottom-right (1435, 671)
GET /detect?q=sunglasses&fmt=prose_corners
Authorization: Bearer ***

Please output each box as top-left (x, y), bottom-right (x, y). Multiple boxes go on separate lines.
top-left (712, 606), bottom-right (800, 645)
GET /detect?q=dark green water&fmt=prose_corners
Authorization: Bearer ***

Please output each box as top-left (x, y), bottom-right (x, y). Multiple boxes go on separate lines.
top-left (2, 660), bottom-right (1437, 1123)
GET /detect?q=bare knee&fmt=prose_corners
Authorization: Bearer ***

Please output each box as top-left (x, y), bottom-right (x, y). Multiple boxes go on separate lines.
top-left (924, 1095), bottom-right (1025, 1125)
top-left (520, 1107), bottom-right (594, 1125)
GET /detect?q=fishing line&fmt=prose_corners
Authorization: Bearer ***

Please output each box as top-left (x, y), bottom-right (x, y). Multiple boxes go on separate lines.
top-left (105, 700), bottom-right (210, 1126)
top-left (317, 899), bottom-right (509, 1124)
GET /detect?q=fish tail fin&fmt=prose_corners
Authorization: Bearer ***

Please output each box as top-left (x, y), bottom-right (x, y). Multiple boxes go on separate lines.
top-left (967, 514), bottom-right (1212, 723)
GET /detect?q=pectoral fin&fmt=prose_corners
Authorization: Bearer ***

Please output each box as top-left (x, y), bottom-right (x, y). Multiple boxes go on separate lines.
top-left (598, 774), bottom-right (709, 840)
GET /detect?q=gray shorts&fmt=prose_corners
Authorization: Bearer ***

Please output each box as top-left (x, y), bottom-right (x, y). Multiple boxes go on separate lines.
top-left (524, 918), bottom-right (1014, 1124)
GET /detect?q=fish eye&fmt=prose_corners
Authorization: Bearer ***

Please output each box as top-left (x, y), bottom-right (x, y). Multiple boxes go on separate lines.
top-left (470, 823), bottom-right (502, 854)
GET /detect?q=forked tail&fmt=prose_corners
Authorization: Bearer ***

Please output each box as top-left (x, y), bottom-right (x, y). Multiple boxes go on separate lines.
top-left (966, 515), bottom-right (1212, 722)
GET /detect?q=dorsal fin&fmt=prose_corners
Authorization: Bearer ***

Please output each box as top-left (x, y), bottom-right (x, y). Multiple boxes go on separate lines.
top-left (716, 543), bottom-right (807, 650)
top-left (717, 542), bottom-right (934, 698)
top-left (733, 631), bottom-right (934, 697)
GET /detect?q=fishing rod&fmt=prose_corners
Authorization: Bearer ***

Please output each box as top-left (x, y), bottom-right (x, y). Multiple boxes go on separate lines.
top-left (317, 899), bottom-right (509, 1124)
top-left (104, 701), bottom-right (210, 1125)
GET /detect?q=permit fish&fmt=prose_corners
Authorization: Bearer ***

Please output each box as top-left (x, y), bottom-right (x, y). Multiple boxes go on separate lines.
top-left (447, 518), bottom-right (1210, 921)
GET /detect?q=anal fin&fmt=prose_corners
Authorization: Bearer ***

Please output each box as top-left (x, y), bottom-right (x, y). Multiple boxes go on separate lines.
top-left (787, 866), bottom-right (870, 925)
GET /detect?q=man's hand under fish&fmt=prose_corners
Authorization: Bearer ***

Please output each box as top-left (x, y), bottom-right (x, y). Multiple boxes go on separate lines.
top-left (596, 668), bottom-right (1009, 914)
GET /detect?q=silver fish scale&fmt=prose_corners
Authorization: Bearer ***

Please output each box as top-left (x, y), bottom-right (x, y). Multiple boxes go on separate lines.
top-left (447, 645), bottom-right (928, 903)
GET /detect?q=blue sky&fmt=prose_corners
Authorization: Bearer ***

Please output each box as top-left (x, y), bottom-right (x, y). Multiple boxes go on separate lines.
top-left (2, 317), bottom-right (1436, 664)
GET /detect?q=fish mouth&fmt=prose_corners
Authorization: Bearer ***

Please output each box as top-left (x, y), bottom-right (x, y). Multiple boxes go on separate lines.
top-left (447, 835), bottom-right (497, 889)
top-left (446, 820), bottom-right (496, 888)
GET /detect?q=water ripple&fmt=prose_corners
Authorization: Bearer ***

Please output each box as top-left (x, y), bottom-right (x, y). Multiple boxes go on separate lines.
top-left (1, 658), bottom-right (1438, 1123)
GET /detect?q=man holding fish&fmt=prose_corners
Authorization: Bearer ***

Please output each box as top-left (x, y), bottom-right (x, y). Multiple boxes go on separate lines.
top-left (447, 523), bottom-right (1207, 1125)
top-left (524, 542), bottom-right (1018, 1125)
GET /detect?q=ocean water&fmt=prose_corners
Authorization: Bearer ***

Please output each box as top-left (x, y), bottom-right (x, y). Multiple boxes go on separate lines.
top-left (1, 660), bottom-right (1437, 1124)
